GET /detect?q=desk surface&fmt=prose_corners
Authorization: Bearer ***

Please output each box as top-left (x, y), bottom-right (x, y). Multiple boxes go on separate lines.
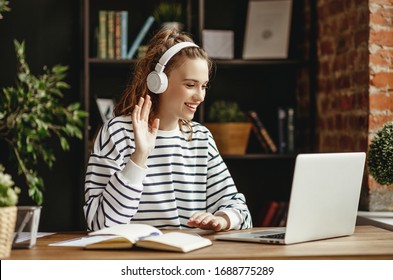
top-left (7, 226), bottom-right (393, 260)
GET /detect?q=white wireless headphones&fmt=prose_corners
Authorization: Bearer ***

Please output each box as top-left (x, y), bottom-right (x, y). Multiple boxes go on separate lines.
top-left (147, 41), bottom-right (199, 94)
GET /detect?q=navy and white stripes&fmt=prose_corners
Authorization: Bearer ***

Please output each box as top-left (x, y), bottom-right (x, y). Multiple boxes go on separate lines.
top-left (84, 115), bottom-right (253, 231)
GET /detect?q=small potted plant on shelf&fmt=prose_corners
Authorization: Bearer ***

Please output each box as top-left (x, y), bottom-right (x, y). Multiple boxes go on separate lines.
top-left (368, 121), bottom-right (393, 186)
top-left (0, 40), bottom-right (87, 248)
top-left (153, 1), bottom-right (184, 31)
top-left (0, 164), bottom-right (20, 258)
top-left (205, 100), bottom-right (252, 155)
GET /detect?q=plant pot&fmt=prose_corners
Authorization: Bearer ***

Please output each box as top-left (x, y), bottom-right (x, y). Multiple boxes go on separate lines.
top-left (0, 206), bottom-right (17, 259)
top-left (12, 206), bottom-right (41, 249)
top-left (205, 122), bottom-right (252, 155)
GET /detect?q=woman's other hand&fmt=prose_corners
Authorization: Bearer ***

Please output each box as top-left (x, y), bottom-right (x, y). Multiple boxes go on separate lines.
top-left (188, 212), bottom-right (230, 231)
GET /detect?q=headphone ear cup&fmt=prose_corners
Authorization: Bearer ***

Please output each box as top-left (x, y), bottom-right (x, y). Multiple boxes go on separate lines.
top-left (147, 71), bottom-right (168, 94)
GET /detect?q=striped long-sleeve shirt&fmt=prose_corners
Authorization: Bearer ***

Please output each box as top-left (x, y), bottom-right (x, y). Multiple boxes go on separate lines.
top-left (84, 115), bottom-right (253, 231)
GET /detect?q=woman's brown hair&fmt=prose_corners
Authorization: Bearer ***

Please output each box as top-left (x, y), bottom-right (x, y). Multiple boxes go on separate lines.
top-left (114, 28), bottom-right (212, 135)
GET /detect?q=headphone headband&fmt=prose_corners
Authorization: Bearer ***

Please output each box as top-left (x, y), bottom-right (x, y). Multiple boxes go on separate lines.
top-left (154, 42), bottom-right (199, 73)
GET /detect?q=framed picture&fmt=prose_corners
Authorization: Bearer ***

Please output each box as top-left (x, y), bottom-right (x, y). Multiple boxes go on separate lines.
top-left (96, 98), bottom-right (115, 122)
top-left (202, 30), bottom-right (234, 59)
top-left (243, 0), bottom-right (292, 59)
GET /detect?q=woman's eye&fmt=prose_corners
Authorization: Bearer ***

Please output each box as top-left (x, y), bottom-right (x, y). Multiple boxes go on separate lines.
top-left (186, 84), bottom-right (195, 88)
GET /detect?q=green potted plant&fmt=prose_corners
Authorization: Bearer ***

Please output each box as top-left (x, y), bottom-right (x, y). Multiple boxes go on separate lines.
top-left (368, 121), bottom-right (393, 186)
top-left (0, 40), bottom-right (87, 248)
top-left (153, 1), bottom-right (184, 31)
top-left (0, 164), bottom-right (20, 258)
top-left (205, 100), bottom-right (251, 155)
top-left (0, 40), bottom-right (87, 206)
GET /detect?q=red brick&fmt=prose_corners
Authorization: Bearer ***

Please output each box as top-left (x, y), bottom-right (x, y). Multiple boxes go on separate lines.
top-left (351, 114), bottom-right (369, 128)
top-left (370, 9), bottom-right (393, 26)
top-left (319, 40), bottom-right (335, 55)
top-left (369, 114), bottom-right (393, 131)
top-left (354, 50), bottom-right (369, 68)
top-left (370, 31), bottom-right (393, 46)
top-left (336, 76), bottom-right (351, 89)
top-left (358, 90), bottom-right (369, 108)
top-left (333, 55), bottom-right (346, 71)
top-left (328, 1), bottom-right (345, 15)
top-left (353, 70), bottom-right (369, 86)
top-left (370, 72), bottom-right (393, 88)
top-left (355, 29), bottom-right (369, 46)
top-left (369, 93), bottom-right (393, 111)
top-left (320, 61), bottom-right (331, 76)
top-left (326, 79), bottom-right (334, 92)
top-left (369, 49), bottom-right (393, 66)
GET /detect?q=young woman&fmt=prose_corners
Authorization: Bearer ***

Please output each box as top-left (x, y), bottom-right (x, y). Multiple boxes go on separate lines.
top-left (84, 28), bottom-right (252, 232)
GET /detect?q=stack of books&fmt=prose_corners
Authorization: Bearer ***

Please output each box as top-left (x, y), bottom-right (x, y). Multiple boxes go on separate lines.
top-left (97, 11), bottom-right (154, 60)
top-left (98, 10), bottom-right (129, 59)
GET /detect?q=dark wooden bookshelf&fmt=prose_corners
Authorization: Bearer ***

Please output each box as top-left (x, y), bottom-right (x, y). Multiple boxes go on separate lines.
top-left (223, 154), bottom-right (296, 160)
top-left (213, 59), bottom-right (308, 67)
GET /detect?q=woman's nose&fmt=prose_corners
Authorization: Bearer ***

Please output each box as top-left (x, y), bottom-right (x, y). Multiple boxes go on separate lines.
top-left (194, 88), bottom-right (205, 102)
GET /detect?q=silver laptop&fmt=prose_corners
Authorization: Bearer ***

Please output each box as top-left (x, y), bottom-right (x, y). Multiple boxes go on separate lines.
top-left (215, 152), bottom-right (366, 245)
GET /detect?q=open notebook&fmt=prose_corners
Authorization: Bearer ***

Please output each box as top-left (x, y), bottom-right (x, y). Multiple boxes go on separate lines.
top-left (216, 152), bottom-right (366, 245)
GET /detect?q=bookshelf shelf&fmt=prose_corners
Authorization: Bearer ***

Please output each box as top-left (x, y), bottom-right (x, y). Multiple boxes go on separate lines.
top-left (88, 58), bottom-right (307, 66)
top-left (213, 59), bottom-right (307, 67)
top-left (88, 58), bottom-right (135, 64)
top-left (223, 154), bottom-right (297, 160)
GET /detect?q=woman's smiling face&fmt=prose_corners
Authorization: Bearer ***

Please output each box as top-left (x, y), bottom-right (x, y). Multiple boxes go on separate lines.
top-left (157, 57), bottom-right (209, 130)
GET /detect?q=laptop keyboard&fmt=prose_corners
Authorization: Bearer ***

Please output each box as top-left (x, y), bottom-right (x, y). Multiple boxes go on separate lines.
top-left (257, 233), bottom-right (285, 239)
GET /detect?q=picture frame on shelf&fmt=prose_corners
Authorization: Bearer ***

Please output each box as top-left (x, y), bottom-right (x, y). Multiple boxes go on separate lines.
top-left (202, 30), bottom-right (234, 59)
top-left (96, 97), bottom-right (115, 122)
top-left (243, 0), bottom-right (292, 59)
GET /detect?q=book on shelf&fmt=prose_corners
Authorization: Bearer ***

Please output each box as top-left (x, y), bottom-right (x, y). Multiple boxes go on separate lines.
top-left (98, 10), bottom-right (107, 59)
top-left (278, 205), bottom-right (289, 227)
top-left (277, 107), bottom-right (287, 154)
top-left (260, 200), bottom-right (288, 227)
top-left (277, 107), bottom-right (295, 154)
top-left (287, 108), bottom-right (295, 153)
top-left (260, 200), bottom-right (280, 227)
top-left (120, 11), bottom-right (128, 59)
top-left (270, 201), bottom-right (288, 227)
top-left (49, 224), bottom-right (212, 253)
top-left (114, 11), bottom-right (121, 59)
top-left (107, 10), bottom-right (115, 59)
top-left (248, 111), bottom-right (277, 153)
top-left (127, 16), bottom-right (155, 59)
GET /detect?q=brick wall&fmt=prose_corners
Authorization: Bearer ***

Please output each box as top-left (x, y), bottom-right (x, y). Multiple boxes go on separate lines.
top-left (316, 0), bottom-right (369, 152)
top-left (316, 0), bottom-right (393, 210)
